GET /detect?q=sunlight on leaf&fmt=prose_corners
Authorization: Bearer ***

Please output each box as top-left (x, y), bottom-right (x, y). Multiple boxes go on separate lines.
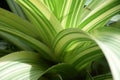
top-left (0, 51), bottom-right (49, 80)
top-left (91, 27), bottom-right (120, 80)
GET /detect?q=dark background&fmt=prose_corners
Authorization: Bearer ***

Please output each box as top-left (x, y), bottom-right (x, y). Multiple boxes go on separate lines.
top-left (0, 0), bottom-right (11, 11)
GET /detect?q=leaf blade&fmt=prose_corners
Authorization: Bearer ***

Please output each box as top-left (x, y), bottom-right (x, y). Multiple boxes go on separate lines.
top-left (0, 51), bottom-right (49, 80)
top-left (0, 26), bottom-right (54, 60)
top-left (79, 0), bottom-right (120, 32)
top-left (90, 27), bottom-right (120, 80)
top-left (15, 0), bottom-right (63, 46)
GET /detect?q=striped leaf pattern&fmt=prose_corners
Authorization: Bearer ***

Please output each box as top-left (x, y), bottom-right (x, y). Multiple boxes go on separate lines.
top-left (79, 0), bottom-right (120, 31)
top-left (0, 51), bottom-right (78, 80)
top-left (0, 8), bottom-right (39, 39)
top-left (0, 51), bottom-right (48, 80)
top-left (90, 27), bottom-right (120, 80)
top-left (52, 29), bottom-right (103, 70)
top-left (42, 0), bottom-right (87, 28)
top-left (41, 0), bottom-right (120, 31)
top-left (0, 26), bottom-right (54, 60)
top-left (15, 0), bottom-right (63, 46)
top-left (0, 0), bottom-right (120, 80)
top-left (53, 28), bottom-right (92, 61)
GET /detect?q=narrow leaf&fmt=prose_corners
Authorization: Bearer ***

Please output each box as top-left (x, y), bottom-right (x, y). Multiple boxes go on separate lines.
top-left (15, 0), bottom-right (63, 46)
top-left (93, 73), bottom-right (112, 80)
top-left (6, 0), bottom-right (27, 19)
top-left (0, 26), bottom-right (54, 60)
top-left (39, 63), bottom-right (78, 80)
top-left (0, 8), bottom-right (39, 39)
top-left (53, 28), bottom-right (103, 71)
top-left (79, 0), bottom-right (120, 32)
top-left (53, 28), bottom-right (92, 61)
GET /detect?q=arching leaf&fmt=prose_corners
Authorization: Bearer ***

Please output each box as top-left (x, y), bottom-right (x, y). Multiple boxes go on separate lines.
top-left (0, 51), bottom-right (49, 80)
top-left (15, 0), bottom-right (63, 46)
top-left (0, 26), bottom-right (54, 60)
top-left (90, 27), bottom-right (120, 80)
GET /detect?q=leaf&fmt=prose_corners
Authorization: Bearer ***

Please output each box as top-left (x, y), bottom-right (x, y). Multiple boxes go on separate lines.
top-left (42, 0), bottom-right (87, 28)
top-left (0, 8), bottom-right (39, 40)
top-left (53, 28), bottom-right (103, 71)
top-left (78, 0), bottom-right (120, 32)
top-left (53, 28), bottom-right (92, 61)
top-left (15, 0), bottom-right (63, 46)
top-left (6, 0), bottom-right (27, 19)
top-left (80, 0), bottom-right (105, 21)
top-left (39, 63), bottom-right (78, 80)
top-left (0, 26), bottom-right (54, 60)
top-left (2, 0), bottom-right (120, 80)
top-left (90, 27), bottom-right (120, 80)
top-left (93, 73), bottom-right (112, 80)
top-left (0, 51), bottom-right (50, 80)
top-left (53, 27), bottom-right (120, 80)
top-left (0, 51), bottom-right (78, 80)
top-left (109, 20), bottom-right (120, 28)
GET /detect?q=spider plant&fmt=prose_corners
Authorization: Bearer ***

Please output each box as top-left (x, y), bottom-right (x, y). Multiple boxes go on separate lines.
top-left (0, 0), bottom-right (120, 80)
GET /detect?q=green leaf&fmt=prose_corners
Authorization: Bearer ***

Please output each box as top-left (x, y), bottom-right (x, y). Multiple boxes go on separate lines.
top-left (0, 8), bottom-right (40, 40)
top-left (15, 0), bottom-right (63, 46)
top-left (53, 29), bottom-right (103, 71)
top-left (0, 51), bottom-right (49, 80)
top-left (109, 20), bottom-right (120, 28)
top-left (0, 31), bottom-right (33, 51)
top-left (93, 73), bottom-right (112, 80)
top-left (2, 0), bottom-right (120, 80)
top-left (78, 0), bottom-right (120, 32)
top-left (0, 26), bottom-right (54, 60)
top-left (0, 51), bottom-right (78, 80)
top-left (42, 0), bottom-right (87, 28)
top-left (90, 27), bottom-right (120, 80)
top-left (6, 0), bottom-right (27, 19)
top-left (39, 63), bottom-right (78, 80)
top-left (80, 0), bottom-right (105, 21)
top-left (53, 28), bottom-right (92, 61)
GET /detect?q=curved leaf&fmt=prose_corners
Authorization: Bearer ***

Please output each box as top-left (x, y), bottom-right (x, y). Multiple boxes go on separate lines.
top-left (65, 43), bottom-right (103, 71)
top-left (42, 0), bottom-right (87, 28)
top-left (0, 8), bottom-right (39, 40)
top-left (53, 28), bottom-right (92, 61)
top-left (0, 26), bottom-right (54, 60)
top-left (109, 20), bottom-right (120, 28)
top-left (15, 0), bottom-right (63, 46)
top-left (39, 63), bottom-right (78, 80)
top-left (53, 29), bottom-right (103, 71)
top-left (93, 73), bottom-right (112, 80)
top-left (80, 0), bottom-right (105, 21)
top-left (6, 0), bottom-right (27, 19)
top-left (90, 27), bottom-right (120, 80)
top-left (0, 51), bottom-right (49, 80)
top-left (79, 0), bottom-right (120, 32)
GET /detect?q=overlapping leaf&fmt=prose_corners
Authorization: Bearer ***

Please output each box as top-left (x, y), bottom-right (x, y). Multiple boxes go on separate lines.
top-left (0, 51), bottom-right (79, 80)
top-left (0, 0), bottom-right (120, 80)
top-left (0, 26), bottom-right (53, 60)
top-left (90, 27), bottom-right (120, 80)
top-left (52, 28), bottom-right (103, 71)
top-left (0, 51), bottom-right (49, 80)
top-left (41, 0), bottom-right (120, 31)
top-left (6, 0), bottom-right (27, 19)
top-left (15, 0), bottom-right (63, 46)
top-left (0, 8), bottom-right (39, 39)
top-left (41, 0), bottom-right (87, 28)
top-left (79, 0), bottom-right (120, 32)
top-left (93, 73), bottom-right (112, 80)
